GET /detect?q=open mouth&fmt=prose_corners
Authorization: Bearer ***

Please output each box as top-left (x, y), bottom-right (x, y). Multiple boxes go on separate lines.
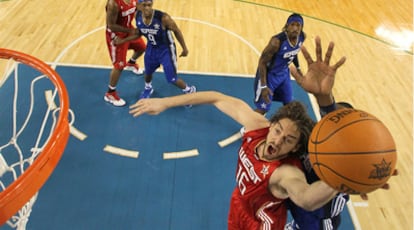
top-left (267, 144), bottom-right (277, 156)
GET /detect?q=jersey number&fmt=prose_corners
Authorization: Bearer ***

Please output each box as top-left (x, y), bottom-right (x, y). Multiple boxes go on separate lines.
top-left (147, 34), bottom-right (157, 45)
top-left (236, 167), bottom-right (249, 195)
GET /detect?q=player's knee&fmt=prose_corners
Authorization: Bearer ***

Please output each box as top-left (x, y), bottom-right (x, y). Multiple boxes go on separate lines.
top-left (137, 40), bottom-right (147, 50)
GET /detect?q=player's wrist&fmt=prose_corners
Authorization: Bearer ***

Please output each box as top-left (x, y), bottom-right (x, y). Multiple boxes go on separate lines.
top-left (316, 94), bottom-right (334, 106)
top-left (317, 94), bottom-right (336, 117)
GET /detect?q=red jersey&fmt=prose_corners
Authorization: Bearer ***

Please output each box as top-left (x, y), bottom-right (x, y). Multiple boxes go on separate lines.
top-left (105, 0), bottom-right (146, 69)
top-left (106, 0), bottom-right (136, 34)
top-left (228, 128), bottom-right (302, 230)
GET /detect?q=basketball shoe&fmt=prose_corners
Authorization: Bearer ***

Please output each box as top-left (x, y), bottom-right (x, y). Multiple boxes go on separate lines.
top-left (104, 91), bottom-right (126, 107)
top-left (183, 85), bottom-right (196, 108)
top-left (125, 63), bottom-right (144, 75)
top-left (139, 87), bottom-right (154, 99)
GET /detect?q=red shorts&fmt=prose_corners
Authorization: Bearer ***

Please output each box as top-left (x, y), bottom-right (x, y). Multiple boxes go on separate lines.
top-left (105, 30), bottom-right (146, 70)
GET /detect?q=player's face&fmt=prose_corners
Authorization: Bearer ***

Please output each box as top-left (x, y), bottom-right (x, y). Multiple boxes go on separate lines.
top-left (262, 118), bottom-right (300, 161)
top-left (286, 21), bottom-right (302, 38)
top-left (140, 2), bottom-right (153, 17)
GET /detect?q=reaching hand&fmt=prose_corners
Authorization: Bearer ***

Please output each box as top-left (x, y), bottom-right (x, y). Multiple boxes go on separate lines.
top-left (179, 48), bottom-right (189, 57)
top-left (290, 36), bottom-right (346, 96)
top-left (113, 36), bottom-right (124, 46)
top-left (129, 98), bottom-right (168, 117)
top-left (261, 87), bottom-right (273, 104)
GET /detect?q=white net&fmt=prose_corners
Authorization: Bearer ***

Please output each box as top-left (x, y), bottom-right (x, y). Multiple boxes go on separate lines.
top-left (0, 50), bottom-right (73, 229)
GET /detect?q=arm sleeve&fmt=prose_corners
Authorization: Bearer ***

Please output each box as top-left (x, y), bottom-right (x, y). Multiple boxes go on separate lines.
top-left (319, 101), bottom-right (337, 117)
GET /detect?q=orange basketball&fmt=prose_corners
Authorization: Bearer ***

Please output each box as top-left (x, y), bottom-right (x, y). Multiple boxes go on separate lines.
top-left (308, 108), bottom-right (397, 194)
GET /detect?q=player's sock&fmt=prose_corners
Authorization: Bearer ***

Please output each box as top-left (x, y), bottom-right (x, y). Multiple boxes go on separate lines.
top-left (144, 82), bottom-right (152, 89)
top-left (108, 85), bottom-right (116, 93)
top-left (128, 58), bottom-right (136, 64)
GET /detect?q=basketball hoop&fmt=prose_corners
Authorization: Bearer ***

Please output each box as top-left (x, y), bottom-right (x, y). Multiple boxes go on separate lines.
top-left (0, 48), bottom-right (70, 228)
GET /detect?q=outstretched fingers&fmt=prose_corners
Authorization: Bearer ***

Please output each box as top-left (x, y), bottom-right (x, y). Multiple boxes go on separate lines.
top-left (300, 45), bottom-right (313, 65)
top-left (323, 41), bottom-right (334, 65)
top-left (129, 99), bottom-right (147, 117)
top-left (315, 36), bottom-right (323, 62)
top-left (332, 56), bottom-right (347, 70)
top-left (289, 65), bottom-right (304, 84)
top-left (322, 40), bottom-right (346, 70)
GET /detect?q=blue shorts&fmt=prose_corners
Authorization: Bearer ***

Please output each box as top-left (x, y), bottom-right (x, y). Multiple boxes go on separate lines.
top-left (254, 68), bottom-right (293, 112)
top-left (144, 45), bottom-right (178, 83)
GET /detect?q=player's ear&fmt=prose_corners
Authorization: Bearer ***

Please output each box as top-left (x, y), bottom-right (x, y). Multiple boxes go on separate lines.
top-left (291, 143), bottom-right (301, 153)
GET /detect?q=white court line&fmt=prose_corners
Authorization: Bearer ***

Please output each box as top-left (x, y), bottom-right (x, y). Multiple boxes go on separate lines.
top-left (174, 17), bottom-right (261, 57)
top-left (163, 149), bottom-right (199, 160)
top-left (104, 145), bottom-right (139, 159)
top-left (347, 200), bottom-right (363, 230)
top-left (52, 29), bottom-right (107, 143)
top-left (69, 126), bottom-right (87, 141)
top-left (309, 93), bottom-right (362, 229)
top-left (47, 62), bottom-right (255, 79)
top-left (218, 131), bottom-right (242, 148)
top-left (45, 90), bottom-right (87, 141)
top-left (351, 201), bottom-right (369, 207)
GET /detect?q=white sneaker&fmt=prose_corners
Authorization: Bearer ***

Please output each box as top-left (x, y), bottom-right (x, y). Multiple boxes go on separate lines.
top-left (184, 85), bottom-right (196, 94)
top-left (184, 85), bottom-right (196, 108)
top-left (125, 63), bottom-right (144, 75)
top-left (132, 67), bottom-right (144, 75)
top-left (104, 91), bottom-right (126, 107)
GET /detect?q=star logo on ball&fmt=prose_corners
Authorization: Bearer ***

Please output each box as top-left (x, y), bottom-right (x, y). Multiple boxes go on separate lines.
top-left (369, 159), bottom-right (392, 180)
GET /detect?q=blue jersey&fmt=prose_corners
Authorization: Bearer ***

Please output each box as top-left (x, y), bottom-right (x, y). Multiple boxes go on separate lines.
top-left (136, 10), bottom-right (175, 49)
top-left (136, 10), bottom-right (178, 81)
top-left (253, 32), bottom-right (305, 108)
top-left (286, 154), bottom-right (349, 230)
top-left (267, 32), bottom-right (305, 77)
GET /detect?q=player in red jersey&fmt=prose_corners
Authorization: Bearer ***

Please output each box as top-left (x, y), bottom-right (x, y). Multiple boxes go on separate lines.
top-left (128, 37), bottom-right (394, 229)
top-left (104, 0), bottom-right (146, 106)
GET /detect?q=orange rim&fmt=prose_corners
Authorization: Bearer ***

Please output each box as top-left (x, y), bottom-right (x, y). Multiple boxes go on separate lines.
top-left (0, 48), bottom-right (70, 224)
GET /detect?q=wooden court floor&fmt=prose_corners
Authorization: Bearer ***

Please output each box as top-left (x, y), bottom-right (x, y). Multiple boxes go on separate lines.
top-left (0, 0), bottom-right (412, 229)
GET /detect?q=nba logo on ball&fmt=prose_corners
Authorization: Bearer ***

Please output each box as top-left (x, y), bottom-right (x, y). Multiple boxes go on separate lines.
top-left (308, 108), bottom-right (397, 194)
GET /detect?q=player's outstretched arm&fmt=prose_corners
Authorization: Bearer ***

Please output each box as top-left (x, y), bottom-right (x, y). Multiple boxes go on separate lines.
top-left (129, 91), bottom-right (268, 130)
top-left (162, 13), bottom-right (188, 57)
top-left (290, 36), bottom-right (398, 201)
top-left (113, 32), bottom-right (141, 45)
top-left (270, 164), bottom-right (338, 211)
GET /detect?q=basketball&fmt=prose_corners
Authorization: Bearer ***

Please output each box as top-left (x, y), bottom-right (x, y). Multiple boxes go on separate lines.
top-left (308, 108), bottom-right (397, 194)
